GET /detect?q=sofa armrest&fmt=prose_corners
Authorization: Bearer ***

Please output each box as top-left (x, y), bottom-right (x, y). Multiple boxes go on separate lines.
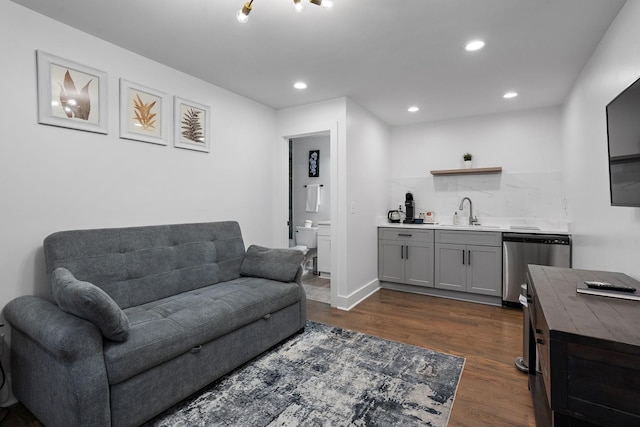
top-left (4, 296), bottom-right (111, 426)
top-left (293, 265), bottom-right (304, 285)
top-left (5, 295), bottom-right (104, 360)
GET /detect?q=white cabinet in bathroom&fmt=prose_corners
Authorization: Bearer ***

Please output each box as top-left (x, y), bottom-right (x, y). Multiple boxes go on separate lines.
top-left (317, 223), bottom-right (331, 275)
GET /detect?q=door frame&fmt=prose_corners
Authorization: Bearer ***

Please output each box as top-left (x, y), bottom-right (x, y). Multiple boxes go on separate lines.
top-left (278, 122), bottom-right (339, 307)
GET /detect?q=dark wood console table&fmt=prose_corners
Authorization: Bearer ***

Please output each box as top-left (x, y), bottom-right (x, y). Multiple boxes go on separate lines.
top-left (526, 265), bottom-right (640, 427)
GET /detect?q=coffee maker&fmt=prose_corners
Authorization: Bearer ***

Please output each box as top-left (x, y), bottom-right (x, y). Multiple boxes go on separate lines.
top-left (404, 192), bottom-right (415, 223)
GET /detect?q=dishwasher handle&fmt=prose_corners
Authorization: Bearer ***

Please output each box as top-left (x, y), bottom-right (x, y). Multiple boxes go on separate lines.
top-left (502, 233), bottom-right (571, 245)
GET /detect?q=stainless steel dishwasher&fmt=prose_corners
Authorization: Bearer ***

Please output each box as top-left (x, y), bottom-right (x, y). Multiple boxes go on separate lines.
top-left (503, 232), bottom-right (571, 372)
top-left (503, 233), bottom-right (572, 305)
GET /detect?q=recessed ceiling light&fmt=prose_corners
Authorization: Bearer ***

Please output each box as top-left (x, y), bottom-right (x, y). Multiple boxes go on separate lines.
top-left (407, 106), bottom-right (420, 113)
top-left (464, 40), bottom-right (485, 52)
top-left (293, 82), bottom-right (308, 90)
top-left (503, 91), bottom-right (519, 99)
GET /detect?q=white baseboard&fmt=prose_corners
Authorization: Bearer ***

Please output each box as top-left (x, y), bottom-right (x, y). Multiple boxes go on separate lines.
top-left (334, 279), bottom-right (380, 311)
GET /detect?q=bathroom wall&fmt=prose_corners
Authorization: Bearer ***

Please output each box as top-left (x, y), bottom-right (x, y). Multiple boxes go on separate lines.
top-left (390, 106), bottom-right (567, 228)
top-left (292, 134), bottom-right (331, 235)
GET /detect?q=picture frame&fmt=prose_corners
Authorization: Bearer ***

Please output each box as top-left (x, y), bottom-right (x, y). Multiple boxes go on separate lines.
top-left (174, 96), bottom-right (210, 152)
top-left (36, 50), bottom-right (108, 134)
top-left (309, 150), bottom-right (320, 177)
top-left (119, 79), bottom-right (168, 146)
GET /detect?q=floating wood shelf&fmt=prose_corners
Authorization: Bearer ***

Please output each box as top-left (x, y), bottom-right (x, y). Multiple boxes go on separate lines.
top-left (430, 167), bottom-right (502, 176)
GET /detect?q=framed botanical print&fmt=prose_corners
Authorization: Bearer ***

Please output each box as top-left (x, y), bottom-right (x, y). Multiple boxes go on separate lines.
top-left (309, 150), bottom-right (320, 177)
top-left (119, 79), bottom-right (168, 145)
top-left (36, 50), bottom-right (108, 134)
top-left (174, 96), bottom-right (210, 152)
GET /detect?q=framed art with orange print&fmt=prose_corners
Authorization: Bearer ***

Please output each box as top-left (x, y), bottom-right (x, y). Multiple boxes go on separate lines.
top-left (120, 79), bottom-right (169, 145)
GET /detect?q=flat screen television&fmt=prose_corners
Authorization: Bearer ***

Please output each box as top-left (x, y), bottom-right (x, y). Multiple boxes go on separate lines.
top-left (606, 75), bottom-right (640, 207)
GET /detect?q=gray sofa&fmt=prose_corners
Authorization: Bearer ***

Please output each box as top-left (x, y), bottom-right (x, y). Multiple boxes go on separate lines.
top-left (4, 221), bottom-right (307, 426)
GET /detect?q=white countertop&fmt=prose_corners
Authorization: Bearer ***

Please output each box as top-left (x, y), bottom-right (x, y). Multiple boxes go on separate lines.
top-left (379, 222), bottom-right (570, 235)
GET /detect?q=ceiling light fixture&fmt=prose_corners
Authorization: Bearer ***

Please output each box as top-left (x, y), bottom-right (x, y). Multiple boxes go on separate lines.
top-left (294, 82), bottom-right (308, 90)
top-left (237, 0), bottom-right (332, 23)
top-left (407, 106), bottom-right (420, 113)
top-left (236, 0), bottom-right (253, 23)
top-left (464, 40), bottom-right (485, 52)
top-left (503, 91), bottom-right (519, 99)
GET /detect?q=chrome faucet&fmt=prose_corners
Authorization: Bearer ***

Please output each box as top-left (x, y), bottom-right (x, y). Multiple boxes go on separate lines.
top-left (459, 197), bottom-right (478, 225)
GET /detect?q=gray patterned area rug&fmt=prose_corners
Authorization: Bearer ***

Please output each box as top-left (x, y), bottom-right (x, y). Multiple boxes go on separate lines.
top-left (144, 321), bottom-right (465, 426)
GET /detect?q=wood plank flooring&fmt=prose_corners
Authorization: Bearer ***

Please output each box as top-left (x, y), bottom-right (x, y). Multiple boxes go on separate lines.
top-left (307, 289), bottom-right (536, 427)
top-left (0, 289), bottom-right (535, 426)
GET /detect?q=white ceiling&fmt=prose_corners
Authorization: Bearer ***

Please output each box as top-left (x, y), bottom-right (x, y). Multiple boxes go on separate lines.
top-left (11, 0), bottom-right (626, 126)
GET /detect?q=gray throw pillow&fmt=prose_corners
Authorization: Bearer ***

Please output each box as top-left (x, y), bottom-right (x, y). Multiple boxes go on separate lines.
top-left (51, 267), bottom-right (130, 342)
top-left (240, 245), bottom-right (305, 283)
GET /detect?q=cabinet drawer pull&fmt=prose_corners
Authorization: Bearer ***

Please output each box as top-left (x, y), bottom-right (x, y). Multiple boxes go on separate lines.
top-left (536, 338), bottom-right (545, 345)
top-left (535, 328), bottom-right (542, 334)
top-left (398, 233), bottom-right (412, 237)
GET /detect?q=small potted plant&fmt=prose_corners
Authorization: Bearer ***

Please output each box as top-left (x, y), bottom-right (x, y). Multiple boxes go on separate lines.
top-left (463, 153), bottom-right (473, 168)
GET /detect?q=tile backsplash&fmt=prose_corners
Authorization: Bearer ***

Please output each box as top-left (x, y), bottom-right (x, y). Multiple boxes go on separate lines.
top-left (391, 171), bottom-right (569, 229)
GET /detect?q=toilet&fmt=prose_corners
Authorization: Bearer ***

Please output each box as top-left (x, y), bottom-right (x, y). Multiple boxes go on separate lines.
top-left (294, 226), bottom-right (318, 272)
top-left (295, 226), bottom-right (318, 249)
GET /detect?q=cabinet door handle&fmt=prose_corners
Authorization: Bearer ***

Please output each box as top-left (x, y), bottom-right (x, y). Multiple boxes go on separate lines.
top-left (400, 245), bottom-right (404, 259)
top-left (405, 245), bottom-right (409, 259)
top-left (462, 250), bottom-right (465, 265)
top-left (536, 338), bottom-right (545, 345)
top-left (535, 328), bottom-right (542, 334)
top-left (468, 250), bottom-right (471, 265)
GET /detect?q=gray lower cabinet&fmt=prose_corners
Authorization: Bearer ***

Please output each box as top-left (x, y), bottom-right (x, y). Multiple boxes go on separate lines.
top-left (434, 230), bottom-right (502, 297)
top-left (378, 228), bottom-right (434, 287)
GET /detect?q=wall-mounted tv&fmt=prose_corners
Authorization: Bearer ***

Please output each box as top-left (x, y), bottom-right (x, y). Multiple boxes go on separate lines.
top-left (606, 75), bottom-right (640, 207)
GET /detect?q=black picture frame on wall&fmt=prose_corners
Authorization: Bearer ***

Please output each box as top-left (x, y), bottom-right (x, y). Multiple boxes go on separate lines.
top-left (309, 150), bottom-right (320, 177)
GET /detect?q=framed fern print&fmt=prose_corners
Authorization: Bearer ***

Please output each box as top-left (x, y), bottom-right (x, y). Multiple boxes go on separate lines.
top-left (119, 79), bottom-right (168, 145)
top-left (36, 50), bottom-right (107, 134)
top-left (174, 96), bottom-right (210, 152)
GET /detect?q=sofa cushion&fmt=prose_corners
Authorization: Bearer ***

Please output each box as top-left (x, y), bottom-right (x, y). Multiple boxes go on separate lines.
top-left (51, 268), bottom-right (130, 342)
top-left (103, 276), bottom-right (301, 385)
top-left (43, 222), bottom-right (246, 309)
top-left (240, 245), bottom-right (305, 283)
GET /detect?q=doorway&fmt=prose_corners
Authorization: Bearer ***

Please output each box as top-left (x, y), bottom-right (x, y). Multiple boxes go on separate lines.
top-left (289, 132), bottom-right (331, 304)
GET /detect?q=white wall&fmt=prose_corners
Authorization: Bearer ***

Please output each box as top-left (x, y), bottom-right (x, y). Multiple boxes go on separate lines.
top-left (390, 106), bottom-right (567, 228)
top-left (0, 3), bottom-right (278, 317)
top-left (563, 1), bottom-right (640, 279)
top-left (344, 99), bottom-right (391, 304)
top-left (292, 134), bottom-right (331, 231)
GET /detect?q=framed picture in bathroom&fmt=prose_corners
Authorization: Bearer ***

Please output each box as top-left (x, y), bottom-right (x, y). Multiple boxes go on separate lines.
top-left (309, 150), bottom-right (320, 177)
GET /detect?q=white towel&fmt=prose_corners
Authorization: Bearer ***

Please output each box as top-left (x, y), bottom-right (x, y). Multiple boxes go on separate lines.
top-left (305, 184), bottom-right (321, 212)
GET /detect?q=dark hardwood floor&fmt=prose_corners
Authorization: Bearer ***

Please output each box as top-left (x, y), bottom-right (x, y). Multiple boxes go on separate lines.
top-left (0, 289), bottom-right (534, 426)
top-left (308, 289), bottom-right (536, 426)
